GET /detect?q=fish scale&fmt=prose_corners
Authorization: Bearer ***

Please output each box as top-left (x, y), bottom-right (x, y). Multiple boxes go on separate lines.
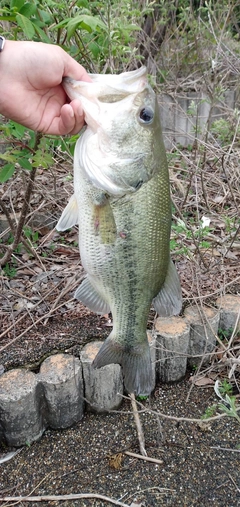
top-left (57, 67), bottom-right (182, 395)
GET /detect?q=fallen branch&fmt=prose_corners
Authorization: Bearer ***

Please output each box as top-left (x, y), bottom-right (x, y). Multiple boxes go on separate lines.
top-left (120, 393), bottom-right (240, 424)
top-left (125, 450), bottom-right (163, 464)
top-left (129, 393), bottom-right (147, 456)
top-left (0, 493), bottom-right (130, 506)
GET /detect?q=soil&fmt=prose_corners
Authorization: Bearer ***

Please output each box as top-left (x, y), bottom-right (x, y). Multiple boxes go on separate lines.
top-left (0, 312), bottom-right (240, 507)
top-left (0, 386), bottom-right (239, 507)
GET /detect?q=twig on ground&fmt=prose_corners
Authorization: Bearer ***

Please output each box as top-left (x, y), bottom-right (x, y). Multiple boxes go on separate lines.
top-left (0, 198), bottom-right (45, 269)
top-left (210, 446), bottom-right (240, 453)
top-left (120, 394), bottom-right (240, 424)
top-left (228, 474), bottom-right (240, 494)
top-left (0, 297), bottom-right (74, 353)
top-left (0, 493), bottom-right (130, 506)
top-left (43, 274), bottom-right (83, 325)
top-left (0, 271), bottom-right (83, 350)
top-left (129, 393), bottom-right (147, 456)
top-left (125, 450), bottom-right (163, 464)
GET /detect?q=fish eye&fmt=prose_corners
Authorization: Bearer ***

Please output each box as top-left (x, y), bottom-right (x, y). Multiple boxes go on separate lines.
top-left (138, 107), bottom-right (154, 124)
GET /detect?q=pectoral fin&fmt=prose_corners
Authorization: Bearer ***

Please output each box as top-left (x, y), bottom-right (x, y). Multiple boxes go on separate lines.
top-left (93, 195), bottom-right (117, 244)
top-left (75, 276), bottom-right (110, 315)
top-left (56, 195), bottom-right (78, 231)
top-left (153, 259), bottom-right (182, 317)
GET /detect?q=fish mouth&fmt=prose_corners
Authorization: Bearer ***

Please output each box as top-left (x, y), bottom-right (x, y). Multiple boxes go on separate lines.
top-left (63, 67), bottom-right (150, 134)
top-left (62, 67), bottom-right (148, 102)
top-left (89, 66), bottom-right (147, 89)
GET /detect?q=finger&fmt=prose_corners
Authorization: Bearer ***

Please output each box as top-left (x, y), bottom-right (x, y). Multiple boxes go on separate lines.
top-left (63, 52), bottom-right (92, 83)
top-left (69, 99), bottom-right (86, 133)
top-left (58, 102), bottom-right (85, 135)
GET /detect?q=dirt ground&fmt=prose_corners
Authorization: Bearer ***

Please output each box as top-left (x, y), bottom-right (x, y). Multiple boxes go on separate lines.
top-left (0, 381), bottom-right (239, 507)
top-left (0, 312), bottom-right (240, 507)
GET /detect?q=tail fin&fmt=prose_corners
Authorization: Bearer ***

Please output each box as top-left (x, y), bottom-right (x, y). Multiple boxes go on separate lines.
top-left (92, 334), bottom-right (153, 396)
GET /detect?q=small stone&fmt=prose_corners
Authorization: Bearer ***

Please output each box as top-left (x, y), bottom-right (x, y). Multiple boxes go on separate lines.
top-left (80, 342), bottom-right (123, 413)
top-left (154, 316), bottom-right (190, 382)
top-left (184, 305), bottom-right (220, 367)
top-left (39, 353), bottom-right (84, 429)
top-left (0, 369), bottom-right (45, 447)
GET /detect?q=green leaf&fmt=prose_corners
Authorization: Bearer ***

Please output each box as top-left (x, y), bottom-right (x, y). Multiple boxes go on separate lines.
top-left (10, 121), bottom-right (27, 138)
top-left (88, 40), bottom-right (101, 58)
top-left (32, 24), bottom-right (52, 43)
top-left (52, 18), bottom-right (71, 30)
top-left (16, 12), bottom-right (35, 38)
top-left (37, 9), bottom-right (53, 24)
top-left (19, 2), bottom-right (37, 17)
top-left (18, 157), bottom-right (32, 171)
top-left (10, 0), bottom-right (25, 10)
top-left (66, 15), bottom-right (107, 39)
top-left (0, 163), bottom-right (15, 182)
top-left (0, 153), bottom-right (17, 163)
top-left (32, 151), bottom-right (53, 169)
top-left (77, 0), bottom-right (89, 7)
top-left (122, 23), bottom-right (140, 31)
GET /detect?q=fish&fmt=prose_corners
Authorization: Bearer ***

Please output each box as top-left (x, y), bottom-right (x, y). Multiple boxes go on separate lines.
top-left (56, 67), bottom-right (182, 395)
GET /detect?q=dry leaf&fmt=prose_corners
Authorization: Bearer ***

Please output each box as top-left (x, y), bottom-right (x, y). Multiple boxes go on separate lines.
top-left (190, 376), bottom-right (215, 386)
top-left (21, 253), bottom-right (30, 261)
top-left (108, 453), bottom-right (123, 470)
top-left (197, 421), bottom-right (212, 432)
top-left (215, 345), bottom-right (226, 360)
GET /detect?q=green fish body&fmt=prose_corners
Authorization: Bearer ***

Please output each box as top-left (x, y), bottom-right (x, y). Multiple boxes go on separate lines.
top-left (57, 67), bottom-right (182, 395)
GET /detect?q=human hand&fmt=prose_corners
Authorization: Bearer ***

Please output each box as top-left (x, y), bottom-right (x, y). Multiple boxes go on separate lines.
top-left (0, 40), bottom-right (91, 135)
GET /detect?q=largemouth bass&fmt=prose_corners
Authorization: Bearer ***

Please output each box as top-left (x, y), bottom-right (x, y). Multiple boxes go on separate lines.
top-left (57, 67), bottom-right (182, 395)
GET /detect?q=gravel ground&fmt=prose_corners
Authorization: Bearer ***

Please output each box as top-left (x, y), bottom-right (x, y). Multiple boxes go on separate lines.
top-left (0, 378), bottom-right (239, 507)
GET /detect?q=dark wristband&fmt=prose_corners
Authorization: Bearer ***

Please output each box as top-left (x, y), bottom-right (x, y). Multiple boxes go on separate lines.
top-left (0, 36), bottom-right (5, 52)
